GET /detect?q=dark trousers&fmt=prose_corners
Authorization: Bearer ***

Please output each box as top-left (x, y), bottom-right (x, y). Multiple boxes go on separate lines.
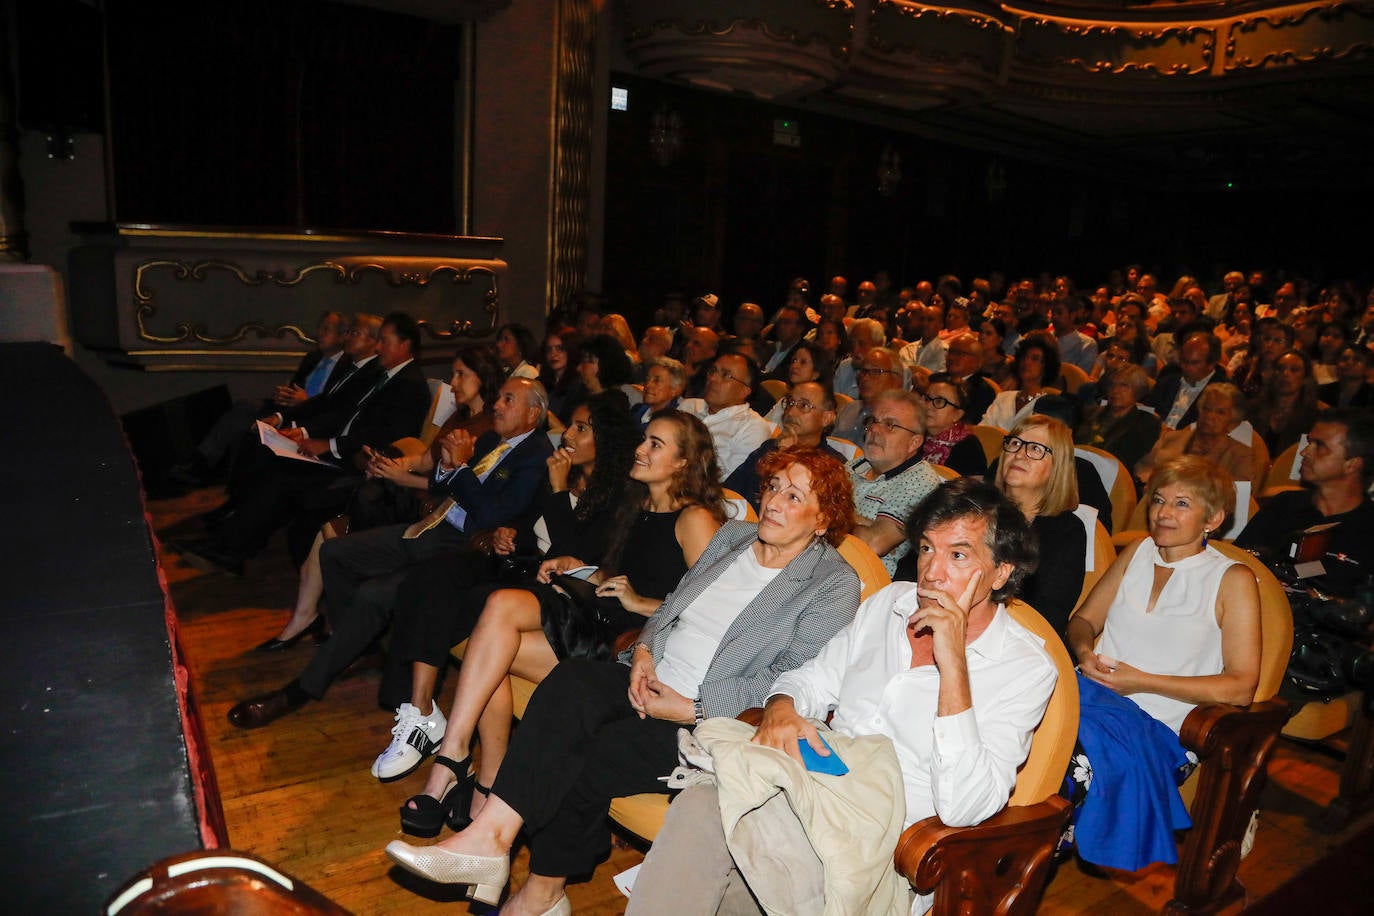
top-left (297, 522), bottom-right (470, 699)
top-left (218, 442), bottom-right (357, 558)
top-left (492, 659), bottom-right (682, 877)
top-left (388, 553), bottom-right (502, 670)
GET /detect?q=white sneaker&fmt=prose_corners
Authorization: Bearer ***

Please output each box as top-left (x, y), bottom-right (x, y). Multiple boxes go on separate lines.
top-left (372, 702), bottom-right (447, 781)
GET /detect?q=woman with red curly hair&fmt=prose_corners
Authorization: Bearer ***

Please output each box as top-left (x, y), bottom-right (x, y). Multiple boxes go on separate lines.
top-left (384, 447), bottom-right (863, 915)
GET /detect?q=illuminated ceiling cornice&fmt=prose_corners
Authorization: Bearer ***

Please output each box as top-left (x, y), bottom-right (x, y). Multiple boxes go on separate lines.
top-left (619, 0), bottom-right (1374, 189)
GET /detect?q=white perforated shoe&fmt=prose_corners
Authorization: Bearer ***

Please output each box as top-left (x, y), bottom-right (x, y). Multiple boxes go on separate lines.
top-left (372, 702), bottom-right (447, 781)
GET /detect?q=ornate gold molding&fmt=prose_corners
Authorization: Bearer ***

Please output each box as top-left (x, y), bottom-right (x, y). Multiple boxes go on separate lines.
top-left (547, 0), bottom-right (595, 315)
top-left (1228, 3), bottom-right (1374, 69)
top-left (132, 258), bottom-right (500, 345)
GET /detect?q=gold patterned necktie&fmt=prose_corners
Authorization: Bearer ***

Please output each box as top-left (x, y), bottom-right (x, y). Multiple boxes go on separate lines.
top-left (402, 442), bottom-right (511, 540)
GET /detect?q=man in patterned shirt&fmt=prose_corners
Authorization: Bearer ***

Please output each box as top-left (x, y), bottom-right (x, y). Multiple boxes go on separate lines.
top-left (847, 389), bottom-right (943, 573)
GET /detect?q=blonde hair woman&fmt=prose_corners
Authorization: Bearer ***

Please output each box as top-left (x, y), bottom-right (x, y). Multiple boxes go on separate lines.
top-left (994, 414), bottom-right (1085, 643)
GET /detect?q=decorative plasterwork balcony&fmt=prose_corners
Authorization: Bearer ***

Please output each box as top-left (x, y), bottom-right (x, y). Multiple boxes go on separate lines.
top-left (69, 225), bottom-right (506, 371)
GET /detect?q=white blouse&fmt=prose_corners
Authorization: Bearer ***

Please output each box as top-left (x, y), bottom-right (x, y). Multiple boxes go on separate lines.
top-left (1096, 538), bottom-right (1235, 733)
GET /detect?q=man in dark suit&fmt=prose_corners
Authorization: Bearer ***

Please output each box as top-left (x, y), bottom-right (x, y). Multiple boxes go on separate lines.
top-left (180, 312), bottom-right (432, 573)
top-left (168, 310), bottom-right (352, 486)
top-left (226, 376), bottom-right (555, 729)
top-left (760, 304), bottom-right (810, 382)
top-left (942, 331), bottom-right (996, 425)
top-left (1144, 329), bottom-right (1227, 430)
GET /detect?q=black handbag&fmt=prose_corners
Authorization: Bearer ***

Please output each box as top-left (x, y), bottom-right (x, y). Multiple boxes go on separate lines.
top-left (542, 573), bottom-right (625, 661)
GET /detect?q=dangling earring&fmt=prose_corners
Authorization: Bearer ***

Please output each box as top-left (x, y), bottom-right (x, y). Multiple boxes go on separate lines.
top-left (1201, 528), bottom-right (1210, 548)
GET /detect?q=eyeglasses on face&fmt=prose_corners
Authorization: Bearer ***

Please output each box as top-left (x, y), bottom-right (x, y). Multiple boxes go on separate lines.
top-left (706, 365), bottom-right (746, 385)
top-left (781, 397), bottom-right (823, 413)
top-left (920, 392), bottom-right (962, 410)
top-left (863, 415), bottom-right (919, 435)
top-left (856, 366), bottom-right (898, 378)
top-left (1001, 435), bottom-right (1053, 460)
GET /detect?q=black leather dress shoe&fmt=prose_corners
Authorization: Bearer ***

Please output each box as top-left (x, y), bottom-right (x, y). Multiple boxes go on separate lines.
top-left (227, 688), bottom-right (310, 729)
top-left (254, 616), bottom-right (327, 652)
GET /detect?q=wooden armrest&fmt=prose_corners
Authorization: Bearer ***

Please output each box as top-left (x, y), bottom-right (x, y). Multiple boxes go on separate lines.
top-left (893, 798), bottom-right (1070, 916)
top-left (893, 798), bottom-right (1070, 891)
top-left (1178, 698), bottom-right (1290, 758)
top-left (1169, 697), bottom-right (1291, 916)
top-left (737, 707), bottom-right (764, 726)
top-left (613, 628), bottom-right (642, 656)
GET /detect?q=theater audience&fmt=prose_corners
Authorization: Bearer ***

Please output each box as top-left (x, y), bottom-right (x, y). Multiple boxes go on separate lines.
top-left (572, 333), bottom-right (639, 415)
top-left (833, 346), bottom-right (904, 443)
top-left (626, 478), bottom-right (1056, 916)
top-left (632, 356), bottom-right (687, 428)
top-left (989, 415), bottom-right (1086, 643)
top-left (763, 341), bottom-right (830, 424)
top-left (1065, 457), bottom-right (1260, 871)
top-left (1230, 318), bottom-right (1293, 399)
top-left (982, 334), bottom-right (1061, 430)
top-left (1249, 349), bottom-right (1323, 454)
top-left (1237, 408), bottom-right (1374, 597)
top-left (179, 312), bottom-right (431, 575)
top-left (915, 373), bottom-right (987, 477)
top-left (977, 317), bottom-right (1015, 387)
top-left (1145, 331), bottom-right (1226, 430)
top-left (833, 318), bottom-right (887, 398)
top-left (727, 381), bottom-right (847, 509)
top-left (538, 326), bottom-right (581, 424)
top-left (847, 390), bottom-right (943, 574)
top-left (386, 410), bottom-right (723, 830)
top-left (169, 310), bottom-right (351, 488)
top-left (254, 344), bottom-right (503, 652)
top-left (495, 322), bottom-right (540, 380)
top-left (224, 378), bottom-right (553, 729)
top-left (383, 448), bottom-right (863, 914)
top-left (941, 331), bottom-right (997, 425)
top-left (678, 352), bottom-right (775, 478)
top-left (1318, 345), bottom-right (1374, 408)
top-left (1135, 384), bottom-right (1256, 489)
top-left (1074, 363), bottom-right (1161, 474)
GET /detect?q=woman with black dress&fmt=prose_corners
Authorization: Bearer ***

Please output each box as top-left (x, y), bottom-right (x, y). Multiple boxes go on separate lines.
top-left (995, 414), bottom-right (1086, 645)
top-left (393, 411), bottom-right (725, 836)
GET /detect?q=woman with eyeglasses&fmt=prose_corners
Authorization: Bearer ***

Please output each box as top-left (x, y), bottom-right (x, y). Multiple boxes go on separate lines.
top-left (915, 372), bottom-right (987, 477)
top-left (980, 332), bottom-right (1062, 431)
top-left (994, 415), bottom-right (1086, 644)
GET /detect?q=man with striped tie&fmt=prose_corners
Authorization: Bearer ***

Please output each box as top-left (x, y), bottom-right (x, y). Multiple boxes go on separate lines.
top-left (226, 376), bottom-right (553, 730)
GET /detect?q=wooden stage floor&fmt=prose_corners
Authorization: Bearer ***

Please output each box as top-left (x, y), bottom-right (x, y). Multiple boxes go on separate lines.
top-left (154, 486), bottom-right (1374, 915)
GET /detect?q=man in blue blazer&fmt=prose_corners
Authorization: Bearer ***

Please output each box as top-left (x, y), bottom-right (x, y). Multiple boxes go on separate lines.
top-left (227, 377), bottom-right (555, 729)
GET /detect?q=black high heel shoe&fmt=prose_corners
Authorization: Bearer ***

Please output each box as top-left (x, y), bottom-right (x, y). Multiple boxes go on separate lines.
top-left (400, 755), bottom-right (475, 838)
top-left (254, 615), bottom-right (327, 652)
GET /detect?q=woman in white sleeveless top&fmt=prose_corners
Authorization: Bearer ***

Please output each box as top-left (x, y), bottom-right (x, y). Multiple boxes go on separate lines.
top-left (1063, 456), bottom-right (1261, 871)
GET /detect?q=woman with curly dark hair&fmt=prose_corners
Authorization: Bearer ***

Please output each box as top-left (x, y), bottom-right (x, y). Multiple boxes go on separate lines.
top-left (390, 409), bottom-right (728, 836)
top-left (538, 325), bottom-right (581, 423)
top-left (496, 322), bottom-right (540, 379)
top-left (1249, 349), bottom-right (1323, 454)
top-left (981, 332), bottom-right (1062, 429)
top-left (252, 344), bottom-right (504, 652)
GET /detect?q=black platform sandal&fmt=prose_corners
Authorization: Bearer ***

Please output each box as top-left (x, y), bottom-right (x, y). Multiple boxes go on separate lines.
top-left (445, 778), bottom-right (492, 833)
top-left (398, 754), bottom-right (473, 838)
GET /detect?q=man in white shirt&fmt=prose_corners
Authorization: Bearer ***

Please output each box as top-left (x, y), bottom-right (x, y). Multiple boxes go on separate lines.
top-left (677, 352), bottom-right (774, 477)
top-left (627, 478), bottom-right (1057, 916)
top-left (1051, 296), bottom-right (1098, 374)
